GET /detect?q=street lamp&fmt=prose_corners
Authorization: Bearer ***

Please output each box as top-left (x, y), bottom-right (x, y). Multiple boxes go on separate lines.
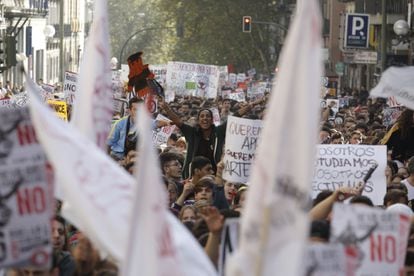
top-left (393, 19), bottom-right (412, 65)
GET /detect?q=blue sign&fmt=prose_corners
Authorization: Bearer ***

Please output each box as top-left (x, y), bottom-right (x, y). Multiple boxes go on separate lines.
top-left (345, 13), bottom-right (370, 48)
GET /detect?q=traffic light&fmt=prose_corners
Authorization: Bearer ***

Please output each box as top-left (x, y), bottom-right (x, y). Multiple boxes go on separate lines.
top-left (242, 16), bottom-right (252, 33)
top-left (6, 35), bottom-right (16, 67)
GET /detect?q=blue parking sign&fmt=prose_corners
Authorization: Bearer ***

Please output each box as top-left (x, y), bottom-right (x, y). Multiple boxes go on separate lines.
top-left (345, 13), bottom-right (369, 48)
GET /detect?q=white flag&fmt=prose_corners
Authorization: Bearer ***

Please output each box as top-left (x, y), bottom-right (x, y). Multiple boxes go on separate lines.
top-left (122, 105), bottom-right (182, 276)
top-left (28, 77), bottom-right (217, 275)
top-left (28, 77), bottom-right (134, 261)
top-left (226, 0), bottom-right (323, 275)
top-left (370, 66), bottom-right (414, 109)
top-left (71, 0), bottom-right (113, 149)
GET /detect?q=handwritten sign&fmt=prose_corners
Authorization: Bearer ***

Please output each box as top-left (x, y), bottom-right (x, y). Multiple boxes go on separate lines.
top-left (0, 107), bottom-right (53, 269)
top-left (63, 71), bottom-right (78, 105)
top-left (331, 203), bottom-right (410, 276)
top-left (223, 116), bottom-right (262, 183)
top-left (382, 107), bottom-right (403, 127)
top-left (47, 100), bottom-right (68, 121)
top-left (305, 243), bottom-right (348, 276)
top-left (228, 91), bottom-right (246, 103)
top-left (152, 114), bottom-right (176, 146)
top-left (166, 61), bottom-right (220, 99)
top-left (40, 84), bottom-right (55, 102)
top-left (312, 145), bottom-right (387, 205)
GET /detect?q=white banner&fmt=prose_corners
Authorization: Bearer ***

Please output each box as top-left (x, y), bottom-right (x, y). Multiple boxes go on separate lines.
top-left (223, 116), bottom-right (262, 183)
top-left (70, 0), bottom-right (113, 150)
top-left (122, 105), bottom-right (181, 276)
top-left (0, 107), bottom-right (53, 269)
top-left (331, 203), bottom-right (410, 276)
top-left (28, 77), bottom-right (217, 275)
top-left (166, 61), bottom-right (220, 98)
top-left (152, 114), bottom-right (176, 146)
top-left (312, 145), bottom-right (387, 205)
top-left (226, 1), bottom-right (323, 275)
top-left (370, 66), bottom-right (414, 110)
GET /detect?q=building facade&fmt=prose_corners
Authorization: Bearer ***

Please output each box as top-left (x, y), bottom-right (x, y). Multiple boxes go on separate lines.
top-left (0, 0), bottom-right (89, 88)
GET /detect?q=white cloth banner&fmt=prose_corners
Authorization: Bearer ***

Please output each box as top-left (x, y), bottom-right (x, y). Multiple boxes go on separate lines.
top-left (226, 1), bottom-right (323, 275)
top-left (223, 116), bottom-right (262, 183)
top-left (122, 105), bottom-right (181, 276)
top-left (312, 145), bottom-right (387, 206)
top-left (370, 66), bottom-right (414, 110)
top-left (166, 61), bottom-right (220, 98)
top-left (29, 77), bottom-right (134, 261)
top-left (28, 76), bottom-right (217, 275)
top-left (331, 203), bottom-right (410, 276)
top-left (71, 0), bottom-right (113, 150)
top-left (0, 107), bottom-right (53, 269)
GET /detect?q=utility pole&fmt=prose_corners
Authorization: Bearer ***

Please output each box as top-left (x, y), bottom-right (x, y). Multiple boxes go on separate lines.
top-left (59, 0), bottom-right (64, 82)
top-left (380, 0), bottom-right (387, 72)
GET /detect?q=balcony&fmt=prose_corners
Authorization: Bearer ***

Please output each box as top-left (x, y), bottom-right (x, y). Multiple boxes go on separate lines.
top-left (3, 0), bottom-right (49, 18)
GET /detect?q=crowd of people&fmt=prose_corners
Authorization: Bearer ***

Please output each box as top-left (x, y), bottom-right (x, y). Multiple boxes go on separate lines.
top-left (4, 79), bottom-right (414, 275)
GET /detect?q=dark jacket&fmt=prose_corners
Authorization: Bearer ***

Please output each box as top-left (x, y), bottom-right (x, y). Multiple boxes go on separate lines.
top-left (180, 122), bottom-right (227, 178)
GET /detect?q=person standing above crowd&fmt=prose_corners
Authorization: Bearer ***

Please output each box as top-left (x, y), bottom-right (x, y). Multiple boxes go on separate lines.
top-left (158, 96), bottom-right (259, 178)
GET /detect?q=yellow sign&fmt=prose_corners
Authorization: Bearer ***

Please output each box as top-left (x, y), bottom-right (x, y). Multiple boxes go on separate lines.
top-left (47, 100), bottom-right (68, 121)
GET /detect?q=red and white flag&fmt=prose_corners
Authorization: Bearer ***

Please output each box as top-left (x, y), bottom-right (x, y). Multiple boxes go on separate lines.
top-left (28, 76), bottom-right (134, 261)
top-left (28, 77), bottom-right (216, 275)
top-left (71, 0), bottom-right (113, 149)
top-left (226, 0), bottom-right (323, 275)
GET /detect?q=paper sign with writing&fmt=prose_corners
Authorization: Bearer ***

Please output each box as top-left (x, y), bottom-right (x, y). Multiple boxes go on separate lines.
top-left (40, 84), bottom-right (55, 102)
top-left (312, 145), bottom-right (387, 205)
top-left (166, 61), bottom-right (220, 99)
top-left (152, 114), bottom-right (176, 146)
top-left (223, 116), bottom-right (262, 183)
top-left (305, 243), bottom-right (349, 276)
top-left (331, 203), bottom-right (410, 276)
top-left (218, 218), bottom-right (239, 276)
top-left (150, 64), bottom-right (168, 87)
top-left (382, 107), bottom-right (403, 127)
top-left (0, 107), bottom-right (53, 269)
top-left (211, 108), bottom-right (221, 126)
top-left (228, 92), bottom-right (245, 103)
top-left (63, 71), bottom-right (78, 105)
top-left (47, 100), bottom-right (68, 121)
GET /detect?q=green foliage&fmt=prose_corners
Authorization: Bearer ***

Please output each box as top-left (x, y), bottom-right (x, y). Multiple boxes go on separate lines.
top-left (108, 0), bottom-right (294, 74)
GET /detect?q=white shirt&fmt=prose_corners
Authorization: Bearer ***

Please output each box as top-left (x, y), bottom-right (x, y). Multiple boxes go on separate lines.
top-left (402, 178), bottom-right (414, 200)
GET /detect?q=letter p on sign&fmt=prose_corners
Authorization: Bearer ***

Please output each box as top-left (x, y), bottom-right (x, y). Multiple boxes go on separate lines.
top-left (352, 17), bottom-right (365, 36)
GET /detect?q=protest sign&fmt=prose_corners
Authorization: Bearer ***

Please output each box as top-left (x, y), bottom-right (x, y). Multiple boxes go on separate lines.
top-left (152, 114), bottom-right (176, 146)
top-left (228, 91), bottom-right (246, 103)
top-left (223, 116), bottom-right (262, 183)
top-left (0, 107), bottom-right (53, 269)
top-left (40, 84), bottom-right (55, 102)
top-left (111, 70), bottom-right (124, 96)
top-left (12, 93), bottom-right (28, 108)
top-left (166, 61), bottom-right (220, 98)
top-left (247, 81), bottom-right (266, 99)
top-left (47, 100), bottom-right (68, 121)
top-left (338, 97), bottom-right (350, 108)
top-left (312, 145), bottom-right (387, 205)
top-left (305, 243), bottom-right (348, 276)
top-left (228, 73), bottom-right (237, 88)
top-left (218, 66), bottom-right (229, 93)
top-left (63, 71), bottom-right (78, 105)
top-left (382, 107), bottom-right (403, 127)
top-left (150, 64), bottom-right (168, 87)
top-left (331, 203), bottom-right (410, 276)
top-left (218, 218), bottom-right (239, 276)
top-left (211, 108), bottom-right (221, 126)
